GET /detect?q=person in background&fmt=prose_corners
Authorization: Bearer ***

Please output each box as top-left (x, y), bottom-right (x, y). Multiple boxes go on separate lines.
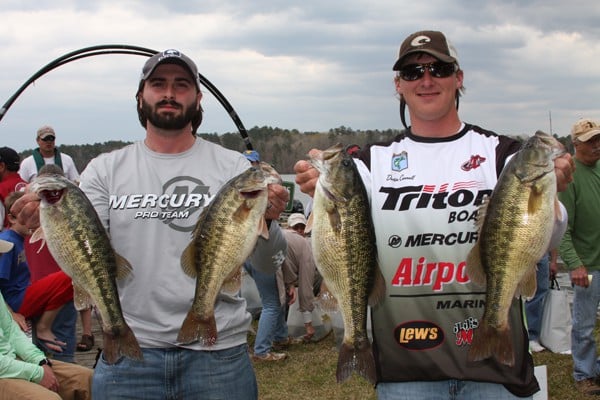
top-left (18, 126), bottom-right (80, 183)
top-left (549, 248), bottom-right (560, 279)
top-left (281, 212), bottom-right (322, 341)
top-left (0, 236), bottom-right (92, 400)
top-left (294, 30), bottom-right (574, 399)
top-left (557, 118), bottom-right (600, 396)
top-left (524, 253), bottom-right (550, 353)
top-left (12, 48), bottom-right (289, 400)
top-left (242, 149), bottom-right (290, 362)
top-left (0, 147), bottom-right (27, 229)
top-left (243, 150), bottom-right (260, 165)
top-left (0, 192), bottom-right (74, 355)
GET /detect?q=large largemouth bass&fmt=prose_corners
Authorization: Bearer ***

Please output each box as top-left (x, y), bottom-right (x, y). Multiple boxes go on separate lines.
top-left (308, 144), bottom-right (385, 385)
top-left (178, 162), bottom-right (281, 345)
top-left (30, 174), bottom-right (143, 364)
top-left (466, 131), bottom-right (565, 366)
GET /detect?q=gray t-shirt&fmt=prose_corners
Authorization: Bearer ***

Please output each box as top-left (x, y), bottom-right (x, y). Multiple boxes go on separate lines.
top-left (80, 138), bottom-right (285, 350)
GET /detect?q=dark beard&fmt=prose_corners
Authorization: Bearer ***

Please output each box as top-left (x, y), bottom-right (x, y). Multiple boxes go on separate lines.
top-left (141, 99), bottom-right (197, 131)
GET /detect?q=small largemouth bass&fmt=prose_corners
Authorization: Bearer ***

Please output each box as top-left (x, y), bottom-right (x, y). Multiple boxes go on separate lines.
top-left (179, 162), bottom-right (281, 345)
top-left (30, 174), bottom-right (143, 364)
top-left (308, 143), bottom-right (385, 385)
top-left (466, 131), bottom-right (565, 366)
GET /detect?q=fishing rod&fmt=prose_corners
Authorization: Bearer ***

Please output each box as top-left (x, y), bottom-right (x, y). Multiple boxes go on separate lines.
top-left (0, 44), bottom-right (253, 150)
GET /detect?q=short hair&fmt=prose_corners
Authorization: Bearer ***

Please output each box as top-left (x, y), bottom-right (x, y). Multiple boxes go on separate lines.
top-left (4, 191), bottom-right (24, 214)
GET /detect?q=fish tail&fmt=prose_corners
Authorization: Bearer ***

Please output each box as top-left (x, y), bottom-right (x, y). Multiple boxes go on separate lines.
top-left (177, 311), bottom-right (217, 346)
top-left (118, 324), bottom-right (144, 361)
top-left (102, 332), bottom-right (119, 365)
top-left (336, 339), bottom-right (377, 385)
top-left (468, 321), bottom-right (514, 367)
top-left (101, 325), bottom-right (143, 365)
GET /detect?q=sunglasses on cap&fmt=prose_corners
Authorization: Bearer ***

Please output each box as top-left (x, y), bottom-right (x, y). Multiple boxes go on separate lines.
top-left (397, 61), bottom-right (457, 81)
top-left (39, 135), bottom-right (55, 142)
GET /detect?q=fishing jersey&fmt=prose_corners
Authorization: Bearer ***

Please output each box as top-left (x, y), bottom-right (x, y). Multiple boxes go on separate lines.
top-left (358, 124), bottom-right (539, 397)
top-left (80, 138), bottom-right (286, 351)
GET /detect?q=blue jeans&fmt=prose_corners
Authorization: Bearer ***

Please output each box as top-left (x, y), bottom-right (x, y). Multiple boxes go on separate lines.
top-left (244, 262), bottom-right (288, 355)
top-left (377, 380), bottom-right (532, 399)
top-left (92, 344), bottom-right (257, 400)
top-left (524, 253), bottom-right (550, 340)
top-left (572, 270), bottom-right (600, 381)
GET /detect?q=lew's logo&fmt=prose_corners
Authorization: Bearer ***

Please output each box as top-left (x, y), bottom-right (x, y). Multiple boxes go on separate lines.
top-left (395, 321), bottom-right (444, 350)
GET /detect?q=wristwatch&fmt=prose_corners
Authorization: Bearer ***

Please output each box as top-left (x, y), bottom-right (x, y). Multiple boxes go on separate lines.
top-left (38, 358), bottom-right (53, 367)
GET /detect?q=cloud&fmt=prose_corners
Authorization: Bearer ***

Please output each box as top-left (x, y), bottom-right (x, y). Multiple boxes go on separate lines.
top-left (0, 0), bottom-right (599, 152)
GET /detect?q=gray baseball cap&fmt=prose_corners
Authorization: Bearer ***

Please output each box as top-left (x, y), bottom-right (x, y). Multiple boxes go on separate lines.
top-left (140, 49), bottom-right (201, 90)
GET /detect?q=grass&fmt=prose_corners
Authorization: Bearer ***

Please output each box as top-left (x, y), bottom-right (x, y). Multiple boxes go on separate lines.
top-left (251, 321), bottom-right (597, 400)
top-left (251, 330), bottom-right (377, 400)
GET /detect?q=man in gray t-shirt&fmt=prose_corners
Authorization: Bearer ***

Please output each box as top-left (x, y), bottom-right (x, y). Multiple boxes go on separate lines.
top-left (13, 49), bottom-right (289, 400)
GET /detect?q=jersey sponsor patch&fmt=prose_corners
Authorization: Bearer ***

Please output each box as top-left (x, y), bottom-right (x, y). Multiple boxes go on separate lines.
top-left (395, 320), bottom-right (444, 350)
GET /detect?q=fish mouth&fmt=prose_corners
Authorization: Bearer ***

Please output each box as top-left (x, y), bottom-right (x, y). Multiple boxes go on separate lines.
top-left (240, 189), bottom-right (264, 199)
top-left (321, 185), bottom-right (343, 202)
top-left (40, 189), bottom-right (65, 205)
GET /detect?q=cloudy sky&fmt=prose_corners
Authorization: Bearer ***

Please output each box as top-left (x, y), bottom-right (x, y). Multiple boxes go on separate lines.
top-left (0, 0), bottom-right (599, 152)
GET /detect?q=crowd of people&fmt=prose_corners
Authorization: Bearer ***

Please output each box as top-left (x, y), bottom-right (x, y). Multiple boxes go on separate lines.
top-left (0, 29), bottom-right (596, 399)
top-left (0, 131), bottom-right (94, 398)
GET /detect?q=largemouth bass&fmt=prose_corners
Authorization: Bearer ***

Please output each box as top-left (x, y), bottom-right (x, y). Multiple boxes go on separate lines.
top-left (466, 131), bottom-right (565, 366)
top-left (308, 144), bottom-right (385, 385)
top-left (179, 162), bottom-right (281, 345)
top-left (30, 174), bottom-right (143, 364)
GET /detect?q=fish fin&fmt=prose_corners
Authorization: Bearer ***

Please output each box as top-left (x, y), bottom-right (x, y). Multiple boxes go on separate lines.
top-left (180, 242), bottom-right (198, 278)
top-left (73, 284), bottom-right (94, 311)
top-left (527, 183), bottom-right (545, 214)
top-left (336, 339), bottom-right (377, 385)
top-left (473, 195), bottom-right (490, 231)
top-left (368, 266), bottom-right (386, 307)
top-left (258, 217), bottom-right (269, 240)
top-left (305, 213), bottom-right (314, 234)
top-left (221, 266), bottom-right (242, 295)
top-left (29, 228), bottom-right (47, 253)
top-left (114, 252), bottom-right (133, 280)
top-left (327, 206), bottom-right (342, 233)
top-left (232, 201), bottom-right (251, 224)
top-left (316, 282), bottom-right (338, 312)
top-left (102, 324), bottom-right (143, 364)
top-left (465, 243), bottom-right (486, 287)
top-left (177, 311), bottom-right (217, 346)
top-left (517, 264), bottom-right (538, 300)
top-left (468, 321), bottom-right (514, 367)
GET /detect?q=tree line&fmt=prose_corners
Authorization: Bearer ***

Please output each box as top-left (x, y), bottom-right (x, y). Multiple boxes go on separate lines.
top-left (18, 126), bottom-right (573, 175)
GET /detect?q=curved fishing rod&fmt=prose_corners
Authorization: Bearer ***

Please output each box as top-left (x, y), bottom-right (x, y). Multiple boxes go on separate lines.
top-left (0, 44), bottom-right (253, 150)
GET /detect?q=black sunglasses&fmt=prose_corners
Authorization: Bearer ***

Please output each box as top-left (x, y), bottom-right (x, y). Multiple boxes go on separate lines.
top-left (398, 62), bottom-right (457, 81)
top-left (40, 136), bottom-right (55, 142)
